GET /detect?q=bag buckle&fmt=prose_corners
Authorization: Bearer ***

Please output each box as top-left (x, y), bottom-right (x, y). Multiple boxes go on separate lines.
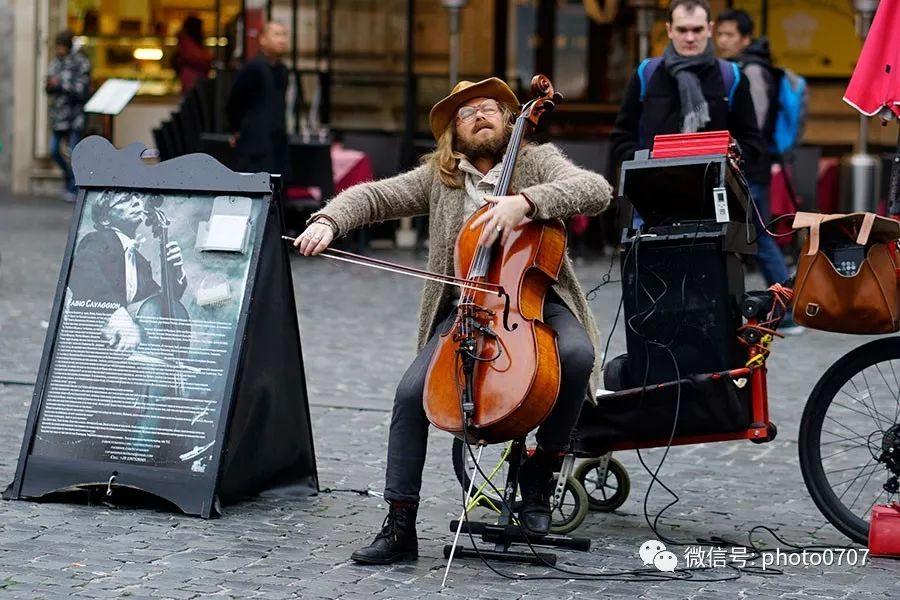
top-left (805, 303), bottom-right (820, 317)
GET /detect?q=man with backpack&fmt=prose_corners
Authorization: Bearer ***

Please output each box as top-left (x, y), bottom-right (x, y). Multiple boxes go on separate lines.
top-left (716, 8), bottom-right (804, 333)
top-left (610, 0), bottom-right (765, 173)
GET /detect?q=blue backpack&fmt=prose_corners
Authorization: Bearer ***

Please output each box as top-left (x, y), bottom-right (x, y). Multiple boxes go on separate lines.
top-left (637, 57), bottom-right (741, 108)
top-left (769, 67), bottom-right (808, 155)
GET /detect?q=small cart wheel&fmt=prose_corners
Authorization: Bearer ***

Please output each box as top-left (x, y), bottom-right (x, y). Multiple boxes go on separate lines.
top-left (574, 457), bottom-right (630, 512)
top-left (549, 476), bottom-right (590, 535)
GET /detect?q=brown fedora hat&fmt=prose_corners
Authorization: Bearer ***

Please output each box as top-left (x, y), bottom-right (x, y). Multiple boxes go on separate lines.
top-left (428, 77), bottom-right (520, 141)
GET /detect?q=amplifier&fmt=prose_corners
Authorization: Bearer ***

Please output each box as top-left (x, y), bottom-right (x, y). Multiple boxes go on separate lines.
top-left (621, 232), bottom-right (746, 386)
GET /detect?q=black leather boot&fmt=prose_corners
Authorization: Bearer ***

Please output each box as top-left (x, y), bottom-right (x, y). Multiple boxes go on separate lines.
top-left (517, 448), bottom-right (559, 536)
top-left (351, 502), bottom-right (419, 564)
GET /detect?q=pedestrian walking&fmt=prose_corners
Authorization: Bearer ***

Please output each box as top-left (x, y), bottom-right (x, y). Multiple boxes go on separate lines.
top-left (175, 15), bottom-right (212, 96)
top-left (46, 29), bottom-right (91, 202)
top-left (225, 21), bottom-right (290, 178)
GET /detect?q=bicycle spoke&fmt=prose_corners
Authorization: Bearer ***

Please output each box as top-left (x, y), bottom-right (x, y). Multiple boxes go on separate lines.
top-left (863, 488), bottom-right (889, 519)
top-left (823, 412), bottom-right (871, 441)
top-left (829, 459), bottom-right (879, 490)
top-left (872, 363), bottom-right (900, 426)
top-left (838, 386), bottom-right (888, 433)
top-left (846, 460), bottom-right (882, 513)
top-left (831, 397), bottom-right (890, 431)
top-left (889, 359), bottom-right (900, 424)
top-left (821, 443), bottom-right (873, 462)
top-left (819, 428), bottom-right (872, 447)
top-left (825, 460), bottom-right (879, 476)
top-left (845, 373), bottom-right (884, 431)
top-left (853, 370), bottom-right (890, 431)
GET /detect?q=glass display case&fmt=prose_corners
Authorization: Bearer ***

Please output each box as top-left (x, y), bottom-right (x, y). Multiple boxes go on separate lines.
top-left (67, 0), bottom-right (242, 97)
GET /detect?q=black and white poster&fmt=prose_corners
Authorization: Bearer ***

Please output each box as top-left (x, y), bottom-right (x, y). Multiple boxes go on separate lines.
top-left (31, 189), bottom-right (264, 473)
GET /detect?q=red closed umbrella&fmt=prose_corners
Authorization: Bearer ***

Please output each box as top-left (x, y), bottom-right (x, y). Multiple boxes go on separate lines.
top-left (843, 0), bottom-right (900, 119)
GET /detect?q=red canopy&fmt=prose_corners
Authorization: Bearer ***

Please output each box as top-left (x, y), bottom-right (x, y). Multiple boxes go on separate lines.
top-left (844, 0), bottom-right (900, 119)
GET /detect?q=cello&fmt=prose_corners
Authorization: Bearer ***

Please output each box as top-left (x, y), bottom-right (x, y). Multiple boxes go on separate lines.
top-left (423, 75), bottom-right (565, 445)
top-left (129, 195), bottom-right (192, 397)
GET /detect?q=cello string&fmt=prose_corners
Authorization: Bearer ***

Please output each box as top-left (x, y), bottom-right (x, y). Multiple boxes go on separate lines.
top-left (460, 108), bottom-right (525, 309)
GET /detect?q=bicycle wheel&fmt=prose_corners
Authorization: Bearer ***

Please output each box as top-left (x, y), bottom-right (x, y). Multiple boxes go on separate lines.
top-left (573, 456), bottom-right (630, 512)
top-left (799, 337), bottom-right (900, 545)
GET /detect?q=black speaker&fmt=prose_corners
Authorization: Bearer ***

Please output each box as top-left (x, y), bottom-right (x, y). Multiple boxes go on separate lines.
top-left (621, 231), bottom-right (745, 386)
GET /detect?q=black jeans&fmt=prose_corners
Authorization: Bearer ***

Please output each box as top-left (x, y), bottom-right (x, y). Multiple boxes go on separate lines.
top-left (383, 300), bottom-right (595, 504)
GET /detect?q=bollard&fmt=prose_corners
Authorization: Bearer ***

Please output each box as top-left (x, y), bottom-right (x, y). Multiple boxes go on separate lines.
top-left (839, 152), bottom-right (882, 213)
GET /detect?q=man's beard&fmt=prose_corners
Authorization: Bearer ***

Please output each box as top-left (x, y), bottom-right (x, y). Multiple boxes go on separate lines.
top-left (455, 127), bottom-right (510, 163)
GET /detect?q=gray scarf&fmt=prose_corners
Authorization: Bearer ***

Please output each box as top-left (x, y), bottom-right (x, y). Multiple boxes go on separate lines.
top-left (663, 42), bottom-right (716, 133)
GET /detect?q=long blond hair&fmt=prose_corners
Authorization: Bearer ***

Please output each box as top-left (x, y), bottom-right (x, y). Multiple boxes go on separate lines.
top-left (425, 103), bottom-right (516, 189)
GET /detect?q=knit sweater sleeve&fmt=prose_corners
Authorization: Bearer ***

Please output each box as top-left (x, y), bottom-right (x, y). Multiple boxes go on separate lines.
top-left (307, 163), bottom-right (432, 237)
top-left (519, 144), bottom-right (614, 220)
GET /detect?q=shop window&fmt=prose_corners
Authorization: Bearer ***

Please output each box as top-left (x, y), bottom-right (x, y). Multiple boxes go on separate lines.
top-left (554, 0), bottom-right (588, 100)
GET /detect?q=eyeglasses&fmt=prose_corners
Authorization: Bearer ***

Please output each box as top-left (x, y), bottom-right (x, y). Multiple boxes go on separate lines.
top-left (456, 100), bottom-right (500, 123)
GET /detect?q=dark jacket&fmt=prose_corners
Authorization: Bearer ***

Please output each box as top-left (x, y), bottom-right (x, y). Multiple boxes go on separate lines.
top-left (610, 57), bottom-right (767, 179)
top-left (225, 55), bottom-right (289, 177)
top-left (737, 39), bottom-right (779, 181)
top-left (46, 50), bottom-right (92, 132)
top-left (68, 229), bottom-right (186, 307)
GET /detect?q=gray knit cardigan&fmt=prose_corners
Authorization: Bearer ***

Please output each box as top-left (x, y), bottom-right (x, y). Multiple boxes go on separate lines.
top-left (309, 142), bottom-right (614, 400)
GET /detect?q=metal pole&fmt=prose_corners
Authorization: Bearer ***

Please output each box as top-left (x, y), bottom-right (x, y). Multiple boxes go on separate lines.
top-left (241, 0), bottom-right (247, 63)
top-left (397, 0), bottom-right (419, 249)
top-left (845, 0), bottom-right (881, 213)
top-left (443, 1), bottom-right (468, 87)
top-left (292, 0), bottom-right (300, 134)
top-left (853, 0), bottom-right (879, 155)
top-left (629, 1), bottom-right (656, 62)
top-left (213, 0), bottom-right (224, 132)
top-left (319, 0), bottom-right (334, 126)
top-left (492, 0), bottom-right (508, 79)
top-left (449, 8), bottom-right (461, 86)
top-left (889, 126), bottom-right (900, 217)
top-left (859, 113), bottom-right (869, 155)
top-left (401, 0), bottom-right (417, 169)
top-left (215, 0), bottom-right (222, 65)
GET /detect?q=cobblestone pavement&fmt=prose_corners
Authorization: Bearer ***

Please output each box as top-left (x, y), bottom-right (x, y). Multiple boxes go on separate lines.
top-left (1, 193), bottom-right (899, 598)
